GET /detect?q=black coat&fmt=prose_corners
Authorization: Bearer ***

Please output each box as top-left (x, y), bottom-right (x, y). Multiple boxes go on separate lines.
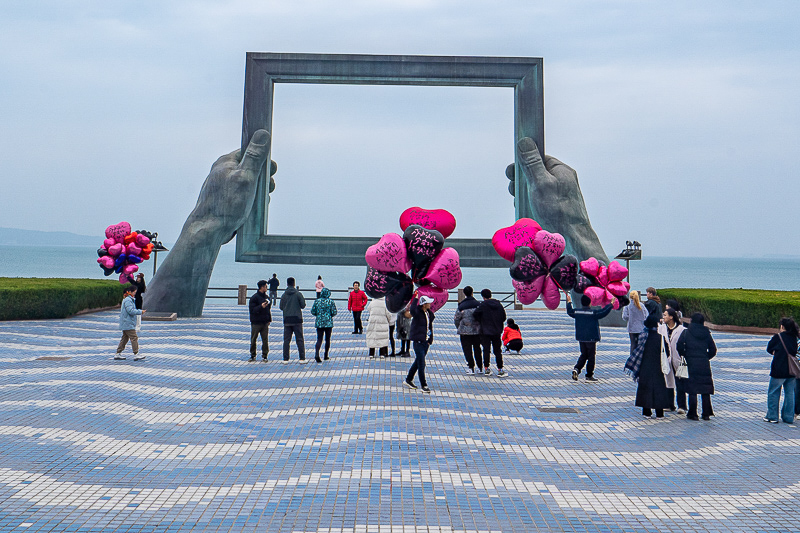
top-left (472, 298), bottom-right (506, 336)
top-left (408, 297), bottom-right (435, 342)
top-left (635, 329), bottom-right (674, 410)
top-left (127, 275), bottom-right (146, 310)
top-left (766, 331), bottom-right (798, 379)
top-left (643, 299), bottom-right (662, 329)
top-left (248, 291), bottom-right (272, 324)
top-left (676, 323), bottom-right (717, 395)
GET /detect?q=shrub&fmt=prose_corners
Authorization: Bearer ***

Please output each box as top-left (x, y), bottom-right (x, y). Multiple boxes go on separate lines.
top-left (0, 278), bottom-right (123, 320)
top-left (657, 288), bottom-right (800, 329)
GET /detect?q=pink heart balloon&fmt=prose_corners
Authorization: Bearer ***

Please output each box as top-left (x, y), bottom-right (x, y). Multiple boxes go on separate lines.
top-left (607, 280), bottom-right (629, 297)
top-left (399, 207), bottom-right (457, 239)
top-left (513, 277), bottom-right (544, 305)
top-left (423, 247), bottom-right (462, 290)
top-left (584, 286), bottom-right (611, 307)
top-left (103, 238), bottom-right (116, 249)
top-left (492, 218), bottom-right (542, 262)
top-left (417, 285), bottom-right (448, 313)
top-left (580, 257), bottom-right (601, 278)
top-left (121, 263), bottom-right (138, 276)
top-left (533, 230), bottom-right (566, 268)
top-left (607, 261), bottom-right (628, 282)
top-left (126, 243), bottom-right (142, 256)
top-left (135, 234), bottom-right (151, 247)
top-left (108, 243), bottom-right (125, 257)
top-left (105, 221), bottom-right (132, 243)
top-left (596, 266), bottom-right (609, 287)
top-left (97, 256), bottom-right (115, 269)
top-left (365, 233), bottom-right (411, 273)
top-left (541, 277), bottom-right (562, 310)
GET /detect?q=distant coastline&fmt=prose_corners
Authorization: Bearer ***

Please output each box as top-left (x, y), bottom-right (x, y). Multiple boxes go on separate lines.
top-left (0, 227), bottom-right (97, 247)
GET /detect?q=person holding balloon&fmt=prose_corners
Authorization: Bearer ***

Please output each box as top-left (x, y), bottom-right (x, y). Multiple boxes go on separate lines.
top-left (565, 292), bottom-right (613, 382)
top-left (404, 293), bottom-right (436, 393)
top-left (115, 285), bottom-right (145, 361)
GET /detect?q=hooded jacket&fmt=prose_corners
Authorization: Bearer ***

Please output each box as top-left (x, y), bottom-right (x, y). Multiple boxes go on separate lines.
top-left (310, 288), bottom-right (337, 328)
top-left (677, 322), bottom-right (717, 394)
top-left (453, 296), bottom-right (481, 336)
top-left (365, 297), bottom-right (393, 348)
top-left (280, 286), bottom-right (306, 324)
top-left (472, 298), bottom-right (506, 336)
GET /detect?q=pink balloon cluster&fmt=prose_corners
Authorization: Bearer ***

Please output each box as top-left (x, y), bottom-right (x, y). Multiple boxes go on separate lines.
top-left (491, 218), bottom-right (579, 310)
top-left (364, 209), bottom-right (462, 313)
top-left (96, 221), bottom-right (153, 283)
top-left (574, 257), bottom-right (631, 309)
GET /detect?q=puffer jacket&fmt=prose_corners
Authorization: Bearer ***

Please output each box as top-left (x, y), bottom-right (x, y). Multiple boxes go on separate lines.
top-left (454, 296), bottom-right (481, 335)
top-left (119, 295), bottom-right (142, 330)
top-left (365, 297), bottom-right (392, 348)
top-left (677, 322), bottom-right (717, 394)
top-left (310, 288), bottom-right (337, 328)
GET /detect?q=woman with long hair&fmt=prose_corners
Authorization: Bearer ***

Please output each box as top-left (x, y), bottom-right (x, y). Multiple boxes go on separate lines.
top-left (764, 317), bottom-right (799, 423)
top-left (622, 290), bottom-right (648, 355)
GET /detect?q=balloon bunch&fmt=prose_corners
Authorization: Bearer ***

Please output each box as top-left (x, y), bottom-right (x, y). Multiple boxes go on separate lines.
top-left (96, 221), bottom-right (154, 283)
top-left (492, 218), bottom-right (578, 309)
top-left (364, 207), bottom-right (462, 313)
top-left (574, 257), bottom-right (630, 309)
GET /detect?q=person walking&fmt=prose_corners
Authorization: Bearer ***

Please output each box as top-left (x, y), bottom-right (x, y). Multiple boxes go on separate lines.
top-left (279, 277), bottom-right (307, 363)
top-left (396, 307), bottom-right (412, 357)
top-left (473, 289), bottom-right (508, 377)
top-left (763, 317), bottom-right (799, 424)
top-left (622, 290), bottom-right (648, 356)
top-left (657, 308), bottom-right (684, 412)
top-left (310, 287), bottom-right (337, 363)
top-left (348, 281), bottom-right (368, 334)
top-left (115, 285), bottom-right (145, 361)
top-left (454, 285), bottom-right (483, 374)
top-left (404, 294), bottom-right (435, 393)
top-left (248, 280), bottom-right (272, 361)
top-left (565, 293), bottom-right (613, 382)
top-left (315, 275), bottom-right (325, 298)
top-left (628, 302), bottom-right (673, 418)
top-left (365, 296), bottom-right (392, 358)
top-left (267, 274), bottom-right (280, 306)
top-left (502, 319), bottom-right (524, 353)
top-left (676, 313), bottom-right (717, 421)
top-left (388, 310), bottom-right (397, 356)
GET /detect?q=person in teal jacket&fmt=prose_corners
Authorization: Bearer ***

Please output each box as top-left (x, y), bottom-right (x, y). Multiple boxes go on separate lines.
top-left (115, 285), bottom-right (145, 361)
top-left (311, 287), bottom-right (337, 363)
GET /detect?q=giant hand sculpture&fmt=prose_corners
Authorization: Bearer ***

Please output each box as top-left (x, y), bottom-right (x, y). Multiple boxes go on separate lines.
top-left (509, 138), bottom-right (609, 264)
top-left (143, 130), bottom-right (274, 317)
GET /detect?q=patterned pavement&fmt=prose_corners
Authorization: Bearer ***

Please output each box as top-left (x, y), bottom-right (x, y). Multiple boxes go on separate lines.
top-left (0, 304), bottom-right (797, 532)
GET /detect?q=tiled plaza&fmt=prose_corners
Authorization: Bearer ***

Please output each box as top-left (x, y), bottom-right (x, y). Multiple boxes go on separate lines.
top-left (0, 304), bottom-right (797, 532)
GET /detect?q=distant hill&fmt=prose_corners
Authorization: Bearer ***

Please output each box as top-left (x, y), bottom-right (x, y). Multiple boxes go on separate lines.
top-left (0, 227), bottom-right (98, 246)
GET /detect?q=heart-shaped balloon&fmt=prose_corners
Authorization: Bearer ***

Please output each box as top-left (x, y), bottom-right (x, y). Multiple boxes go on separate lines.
top-left (127, 254), bottom-right (143, 264)
top-left (574, 272), bottom-right (595, 294)
top-left (399, 207), bottom-right (457, 239)
top-left (97, 247), bottom-right (108, 258)
top-left (584, 286), bottom-right (612, 307)
top-left (140, 252), bottom-right (151, 260)
top-left (105, 222), bottom-right (131, 243)
top-left (423, 247), bottom-right (462, 290)
top-left (417, 285), bottom-right (448, 313)
top-left (596, 266), bottom-right (609, 287)
top-left (607, 261), bottom-right (628, 283)
top-left (533, 230), bottom-right (566, 268)
top-left (492, 218), bottom-right (542, 262)
top-left (579, 257), bottom-right (601, 278)
top-left (509, 246), bottom-right (546, 282)
top-left (607, 280), bottom-right (630, 297)
top-left (143, 243), bottom-right (154, 253)
top-left (127, 243), bottom-right (142, 256)
top-left (366, 233), bottom-right (412, 273)
top-left (513, 277), bottom-right (544, 305)
top-left (540, 278), bottom-right (562, 310)
top-left (97, 256), bottom-right (115, 269)
top-left (123, 232), bottom-right (138, 245)
top-left (103, 238), bottom-right (116, 249)
top-left (121, 263), bottom-right (139, 277)
top-left (403, 225), bottom-right (444, 280)
top-left (108, 243), bottom-right (125, 257)
top-left (135, 233), bottom-right (151, 247)
top-left (100, 265), bottom-right (115, 276)
top-left (364, 267), bottom-right (411, 299)
top-left (550, 254), bottom-right (578, 291)
top-left (385, 282), bottom-right (415, 313)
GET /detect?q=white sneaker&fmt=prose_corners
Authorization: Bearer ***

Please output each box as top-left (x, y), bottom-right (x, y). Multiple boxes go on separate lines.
top-left (300, 359), bottom-right (309, 364)
top-left (676, 408), bottom-right (686, 415)
top-left (281, 360), bottom-right (289, 365)
top-left (465, 367), bottom-right (475, 375)
top-left (133, 354), bottom-right (145, 361)
top-left (497, 369), bottom-right (508, 378)
top-left (113, 354), bottom-right (126, 360)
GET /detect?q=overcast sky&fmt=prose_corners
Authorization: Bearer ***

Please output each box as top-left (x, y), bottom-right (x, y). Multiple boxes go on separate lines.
top-left (1, 1), bottom-right (798, 258)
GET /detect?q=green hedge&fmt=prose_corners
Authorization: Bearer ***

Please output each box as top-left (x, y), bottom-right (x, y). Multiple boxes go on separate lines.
top-left (657, 288), bottom-right (800, 329)
top-left (0, 278), bottom-right (123, 320)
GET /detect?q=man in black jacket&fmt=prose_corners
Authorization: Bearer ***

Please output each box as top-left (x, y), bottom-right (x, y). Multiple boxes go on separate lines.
top-left (248, 280), bottom-right (272, 361)
top-left (566, 293), bottom-right (613, 382)
top-left (404, 295), bottom-right (435, 393)
top-left (473, 289), bottom-right (507, 377)
top-left (267, 274), bottom-right (280, 306)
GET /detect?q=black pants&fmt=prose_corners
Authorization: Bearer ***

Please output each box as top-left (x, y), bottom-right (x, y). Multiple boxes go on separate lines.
top-left (315, 327), bottom-right (332, 358)
top-left (628, 333), bottom-right (640, 356)
top-left (353, 311), bottom-right (363, 333)
top-left (643, 408), bottom-right (665, 418)
top-left (250, 322), bottom-right (269, 357)
top-left (688, 393), bottom-right (713, 418)
top-left (407, 340), bottom-right (429, 387)
top-left (388, 325), bottom-right (396, 354)
top-left (400, 340), bottom-right (410, 354)
top-left (505, 339), bottom-right (523, 352)
top-left (460, 335), bottom-right (482, 369)
top-left (283, 323), bottom-right (305, 360)
top-left (369, 347), bottom-right (388, 357)
top-left (480, 334), bottom-right (503, 370)
top-left (574, 341), bottom-right (596, 377)
top-left (675, 379), bottom-right (687, 410)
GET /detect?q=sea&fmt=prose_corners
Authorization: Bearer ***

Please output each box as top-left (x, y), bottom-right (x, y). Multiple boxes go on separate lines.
top-left (2, 244), bottom-right (799, 306)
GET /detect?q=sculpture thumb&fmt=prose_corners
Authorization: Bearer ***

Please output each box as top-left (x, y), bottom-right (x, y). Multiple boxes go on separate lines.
top-left (239, 129), bottom-right (271, 174)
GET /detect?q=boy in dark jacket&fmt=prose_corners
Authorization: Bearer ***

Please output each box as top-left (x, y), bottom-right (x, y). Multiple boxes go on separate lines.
top-left (248, 280), bottom-right (272, 361)
top-left (473, 289), bottom-right (508, 377)
top-left (566, 293), bottom-right (613, 382)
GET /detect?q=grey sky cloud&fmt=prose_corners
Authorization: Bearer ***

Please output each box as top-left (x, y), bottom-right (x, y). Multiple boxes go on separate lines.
top-left (1, 1), bottom-right (798, 258)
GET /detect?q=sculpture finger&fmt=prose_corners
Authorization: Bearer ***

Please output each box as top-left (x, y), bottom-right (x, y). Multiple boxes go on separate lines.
top-left (238, 129), bottom-right (271, 174)
top-left (516, 137), bottom-right (551, 185)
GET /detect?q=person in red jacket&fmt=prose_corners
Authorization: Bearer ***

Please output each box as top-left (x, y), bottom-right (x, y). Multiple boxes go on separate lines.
top-left (502, 319), bottom-right (524, 354)
top-left (347, 281), bottom-right (368, 334)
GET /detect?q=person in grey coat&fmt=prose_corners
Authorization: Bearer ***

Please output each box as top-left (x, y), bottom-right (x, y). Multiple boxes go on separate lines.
top-left (454, 285), bottom-right (482, 374)
top-left (280, 277), bottom-right (307, 363)
top-left (115, 285), bottom-right (145, 361)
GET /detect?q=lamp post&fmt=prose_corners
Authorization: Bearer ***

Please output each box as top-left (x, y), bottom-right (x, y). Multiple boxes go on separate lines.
top-left (614, 241), bottom-right (642, 284)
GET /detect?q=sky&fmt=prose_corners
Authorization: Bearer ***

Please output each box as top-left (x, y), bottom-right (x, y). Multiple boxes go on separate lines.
top-left (1, 0), bottom-right (798, 258)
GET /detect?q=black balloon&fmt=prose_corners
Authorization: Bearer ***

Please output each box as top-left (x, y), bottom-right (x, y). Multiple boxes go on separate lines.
top-left (616, 294), bottom-right (630, 308)
top-left (364, 267), bottom-right (412, 299)
top-left (574, 272), bottom-right (596, 294)
top-left (509, 246), bottom-right (546, 282)
top-left (403, 225), bottom-right (444, 280)
top-left (550, 254), bottom-right (578, 291)
top-left (97, 247), bottom-right (108, 257)
top-left (100, 265), bottom-right (115, 276)
top-left (385, 282), bottom-right (415, 313)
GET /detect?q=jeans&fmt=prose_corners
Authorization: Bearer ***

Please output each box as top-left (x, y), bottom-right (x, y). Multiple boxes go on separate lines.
top-left (283, 323), bottom-right (306, 360)
top-left (574, 342), bottom-right (596, 377)
top-left (406, 340), bottom-right (429, 387)
top-left (315, 327), bottom-right (332, 358)
top-left (269, 289), bottom-right (277, 306)
top-left (480, 334), bottom-right (503, 370)
top-left (352, 311), bottom-right (363, 333)
top-left (629, 333), bottom-right (640, 356)
top-left (766, 376), bottom-right (796, 423)
top-left (250, 322), bottom-right (269, 357)
top-left (460, 335), bottom-right (482, 369)
top-left (687, 393), bottom-right (713, 419)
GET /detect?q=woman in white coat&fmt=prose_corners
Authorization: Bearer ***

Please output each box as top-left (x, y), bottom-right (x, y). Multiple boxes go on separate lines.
top-left (365, 297), bottom-right (392, 358)
top-left (657, 307), bottom-right (685, 413)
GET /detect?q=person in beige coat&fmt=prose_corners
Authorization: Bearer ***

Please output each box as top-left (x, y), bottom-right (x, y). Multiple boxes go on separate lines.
top-left (658, 308), bottom-right (686, 412)
top-left (365, 297), bottom-right (392, 358)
